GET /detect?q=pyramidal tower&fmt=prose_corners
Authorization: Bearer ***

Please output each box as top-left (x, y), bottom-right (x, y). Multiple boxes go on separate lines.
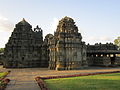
top-left (4, 19), bottom-right (46, 68)
top-left (48, 16), bottom-right (88, 70)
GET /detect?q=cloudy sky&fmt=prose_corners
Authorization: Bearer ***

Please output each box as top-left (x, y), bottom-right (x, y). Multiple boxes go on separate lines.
top-left (0, 0), bottom-right (120, 48)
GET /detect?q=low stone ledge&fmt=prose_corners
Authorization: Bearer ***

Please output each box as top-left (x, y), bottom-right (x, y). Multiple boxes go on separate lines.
top-left (35, 77), bottom-right (49, 90)
top-left (40, 71), bottom-right (120, 80)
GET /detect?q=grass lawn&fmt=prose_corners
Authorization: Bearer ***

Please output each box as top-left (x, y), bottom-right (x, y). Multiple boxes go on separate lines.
top-left (0, 72), bottom-right (7, 87)
top-left (0, 72), bottom-right (7, 78)
top-left (44, 73), bottom-right (120, 90)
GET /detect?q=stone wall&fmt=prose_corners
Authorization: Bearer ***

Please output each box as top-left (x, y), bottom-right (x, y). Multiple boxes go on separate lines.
top-left (115, 57), bottom-right (120, 65)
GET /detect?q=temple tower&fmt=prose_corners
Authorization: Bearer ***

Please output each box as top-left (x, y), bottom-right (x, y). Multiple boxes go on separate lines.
top-left (4, 19), bottom-right (43, 68)
top-left (48, 16), bottom-right (88, 70)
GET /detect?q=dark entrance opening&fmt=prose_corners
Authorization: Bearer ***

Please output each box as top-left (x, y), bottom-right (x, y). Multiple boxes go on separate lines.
top-left (110, 57), bottom-right (115, 65)
top-left (22, 57), bottom-right (24, 61)
top-left (0, 61), bottom-right (3, 65)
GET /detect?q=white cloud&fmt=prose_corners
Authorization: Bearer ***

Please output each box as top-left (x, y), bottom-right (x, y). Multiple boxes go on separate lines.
top-left (49, 17), bottom-right (59, 34)
top-left (0, 31), bottom-right (11, 48)
top-left (99, 36), bottom-right (111, 41)
top-left (83, 36), bottom-right (112, 45)
top-left (0, 15), bottom-right (14, 31)
top-left (0, 15), bottom-right (14, 48)
top-left (88, 36), bottom-right (98, 41)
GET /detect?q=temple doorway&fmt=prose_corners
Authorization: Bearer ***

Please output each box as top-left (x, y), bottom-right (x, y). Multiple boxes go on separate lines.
top-left (110, 56), bottom-right (115, 65)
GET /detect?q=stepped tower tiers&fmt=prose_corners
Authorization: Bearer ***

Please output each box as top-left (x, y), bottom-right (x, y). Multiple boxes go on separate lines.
top-left (4, 19), bottom-right (45, 68)
top-left (48, 16), bottom-right (88, 70)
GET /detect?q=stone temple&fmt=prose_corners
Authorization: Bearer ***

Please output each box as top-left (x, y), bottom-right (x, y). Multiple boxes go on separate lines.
top-left (1, 16), bottom-right (120, 70)
top-left (4, 19), bottom-right (48, 68)
top-left (47, 17), bottom-right (87, 70)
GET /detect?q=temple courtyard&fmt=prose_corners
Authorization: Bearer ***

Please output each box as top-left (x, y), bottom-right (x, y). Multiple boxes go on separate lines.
top-left (0, 66), bottom-right (120, 90)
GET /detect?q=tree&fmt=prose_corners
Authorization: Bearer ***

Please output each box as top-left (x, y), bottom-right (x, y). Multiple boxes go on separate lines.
top-left (114, 36), bottom-right (120, 50)
top-left (0, 48), bottom-right (4, 53)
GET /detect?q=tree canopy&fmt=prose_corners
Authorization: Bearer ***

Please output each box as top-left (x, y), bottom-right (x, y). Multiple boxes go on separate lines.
top-left (114, 37), bottom-right (120, 49)
top-left (0, 48), bottom-right (4, 53)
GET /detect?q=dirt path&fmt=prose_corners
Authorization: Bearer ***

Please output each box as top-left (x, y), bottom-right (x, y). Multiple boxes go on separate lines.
top-left (1, 66), bottom-right (120, 90)
top-left (5, 69), bottom-right (40, 90)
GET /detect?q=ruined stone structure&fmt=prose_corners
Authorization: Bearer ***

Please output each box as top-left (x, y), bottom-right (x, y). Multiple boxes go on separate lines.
top-left (0, 53), bottom-right (4, 65)
top-left (87, 43), bottom-right (120, 66)
top-left (4, 19), bottom-right (48, 68)
top-left (2, 16), bottom-right (120, 69)
top-left (47, 17), bottom-right (88, 70)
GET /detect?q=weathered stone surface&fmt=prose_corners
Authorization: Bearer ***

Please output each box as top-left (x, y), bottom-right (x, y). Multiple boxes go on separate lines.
top-left (4, 19), bottom-right (48, 68)
top-left (87, 43), bottom-right (120, 66)
top-left (0, 53), bottom-right (4, 64)
top-left (47, 16), bottom-right (88, 70)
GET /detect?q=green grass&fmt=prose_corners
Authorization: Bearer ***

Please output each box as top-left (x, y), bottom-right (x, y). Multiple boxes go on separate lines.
top-left (44, 73), bottom-right (120, 90)
top-left (0, 72), bottom-right (7, 78)
top-left (0, 72), bottom-right (7, 87)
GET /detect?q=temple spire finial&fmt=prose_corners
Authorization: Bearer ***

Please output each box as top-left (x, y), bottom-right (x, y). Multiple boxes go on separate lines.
top-left (22, 18), bottom-right (25, 21)
top-left (36, 25), bottom-right (39, 28)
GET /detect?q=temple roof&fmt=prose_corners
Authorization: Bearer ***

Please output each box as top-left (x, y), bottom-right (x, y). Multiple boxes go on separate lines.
top-left (60, 16), bottom-right (74, 23)
top-left (56, 16), bottom-right (78, 33)
top-left (45, 34), bottom-right (53, 39)
top-left (17, 18), bottom-right (31, 26)
top-left (87, 43), bottom-right (120, 54)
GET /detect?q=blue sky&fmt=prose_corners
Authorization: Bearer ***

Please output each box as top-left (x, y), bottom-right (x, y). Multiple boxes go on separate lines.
top-left (0, 0), bottom-right (120, 48)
